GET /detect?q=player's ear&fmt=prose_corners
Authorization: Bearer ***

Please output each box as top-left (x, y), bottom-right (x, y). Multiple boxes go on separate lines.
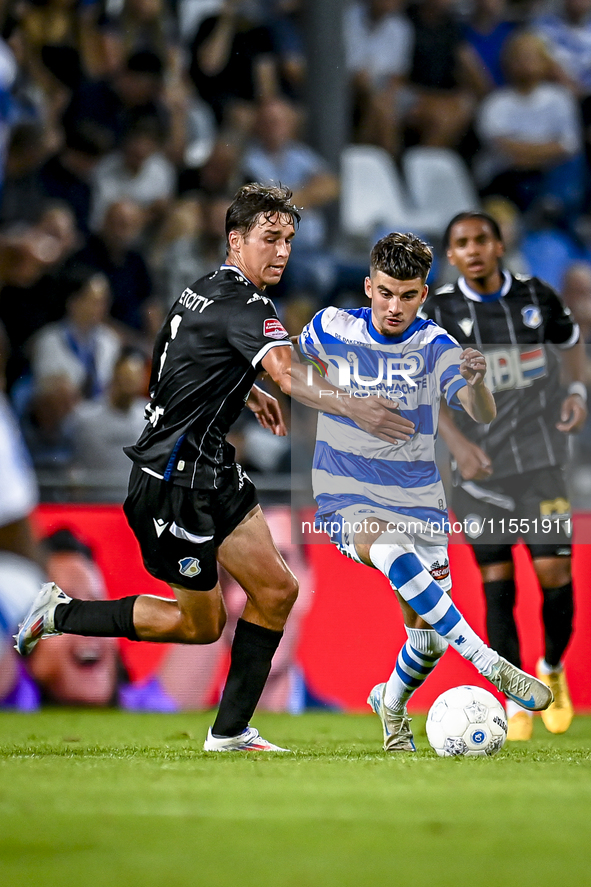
top-left (228, 230), bottom-right (241, 253)
top-left (420, 284), bottom-right (429, 303)
top-left (446, 248), bottom-right (457, 267)
top-left (364, 276), bottom-right (372, 299)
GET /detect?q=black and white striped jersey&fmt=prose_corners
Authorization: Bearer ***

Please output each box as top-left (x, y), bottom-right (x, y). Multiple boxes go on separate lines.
top-left (423, 271), bottom-right (579, 479)
top-left (125, 265), bottom-right (290, 488)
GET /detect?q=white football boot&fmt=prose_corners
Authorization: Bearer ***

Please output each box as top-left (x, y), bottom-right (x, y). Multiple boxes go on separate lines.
top-left (203, 726), bottom-right (290, 752)
top-left (14, 582), bottom-right (71, 656)
top-left (367, 683), bottom-right (416, 752)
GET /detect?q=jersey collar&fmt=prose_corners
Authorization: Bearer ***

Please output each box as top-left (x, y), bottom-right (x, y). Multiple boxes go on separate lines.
top-left (219, 263), bottom-right (254, 287)
top-left (458, 269), bottom-right (512, 302)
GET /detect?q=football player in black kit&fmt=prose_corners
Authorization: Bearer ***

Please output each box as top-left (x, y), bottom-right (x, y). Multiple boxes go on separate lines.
top-left (15, 183), bottom-right (412, 751)
top-left (424, 211), bottom-right (587, 741)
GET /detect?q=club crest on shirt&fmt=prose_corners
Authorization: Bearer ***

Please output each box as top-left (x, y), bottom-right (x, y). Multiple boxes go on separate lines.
top-left (521, 305), bottom-right (542, 329)
top-left (178, 557), bottom-right (201, 578)
top-left (458, 317), bottom-right (474, 337)
top-left (263, 318), bottom-right (288, 339)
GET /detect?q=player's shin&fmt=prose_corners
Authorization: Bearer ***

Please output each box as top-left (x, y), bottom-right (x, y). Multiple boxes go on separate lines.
top-left (54, 596), bottom-right (139, 640)
top-left (211, 618), bottom-right (283, 737)
top-left (384, 627), bottom-right (447, 711)
top-left (368, 538), bottom-right (497, 675)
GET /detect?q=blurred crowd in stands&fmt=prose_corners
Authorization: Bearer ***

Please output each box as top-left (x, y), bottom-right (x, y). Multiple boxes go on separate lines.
top-left (0, 0), bottom-right (591, 500)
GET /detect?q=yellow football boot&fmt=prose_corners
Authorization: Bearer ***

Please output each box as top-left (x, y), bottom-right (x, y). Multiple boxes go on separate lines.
top-left (507, 710), bottom-right (533, 741)
top-left (536, 661), bottom-right (574, 734)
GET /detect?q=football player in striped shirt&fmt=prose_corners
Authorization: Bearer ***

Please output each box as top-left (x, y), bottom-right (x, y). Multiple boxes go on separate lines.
top-left (424, 211), bottom-right (587, 741)
top-left (299, 231), bottom-right (553, 751)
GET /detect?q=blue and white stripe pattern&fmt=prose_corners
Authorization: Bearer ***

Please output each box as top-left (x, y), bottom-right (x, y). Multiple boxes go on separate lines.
top-left (299, 307), bottom-right (467, 529)
top-left (389, 641), bottom-right (441, 708)
top-left (388, 551), bottom-right (462, 637)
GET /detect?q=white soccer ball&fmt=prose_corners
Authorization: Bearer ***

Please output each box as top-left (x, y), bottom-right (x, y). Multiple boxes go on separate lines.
top-left (426, 685), bottom-right (508, 757)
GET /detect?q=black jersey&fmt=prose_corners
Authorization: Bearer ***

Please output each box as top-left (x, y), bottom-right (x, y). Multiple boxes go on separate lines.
top-left (125, 265), bottom-right (290, 488)
top-left (423, 271), bottom-right (579, 480)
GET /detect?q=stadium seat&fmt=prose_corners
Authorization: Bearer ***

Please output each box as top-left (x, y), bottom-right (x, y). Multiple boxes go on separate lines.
top-left (402, 147), bottom-right (480, 235)
top-left (340, 145), bottom-right (442, 242)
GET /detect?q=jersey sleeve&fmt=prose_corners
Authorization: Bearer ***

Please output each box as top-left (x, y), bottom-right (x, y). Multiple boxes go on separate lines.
top-left (433, 336), bottom-right (467, 410)
top-left (226, 293), bottom-right (290, 367)
top-left (298, 308), bottom-right (334, 374)
top-left (541, 282), bottom-right (580, 349)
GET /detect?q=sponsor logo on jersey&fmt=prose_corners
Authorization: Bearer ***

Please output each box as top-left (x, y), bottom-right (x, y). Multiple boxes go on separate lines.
top-left (178, 557), bottom-right (201, 577)
top-left (459, 317), bottom-right (474, 337)
top-left (485, 346), bottom-right (547, 391)
top-left (153, 518), bottom-right (169, 538)
top-left (521, 305), bottom-right (542, 329)
top-left (429, 559), bottom-right (450, 581)
top-left (178, 288), bottom-right (214, 313)
top-left (263, 318), bottom-right (288, 339)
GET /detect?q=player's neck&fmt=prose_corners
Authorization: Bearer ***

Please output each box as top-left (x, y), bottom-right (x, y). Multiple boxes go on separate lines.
top-left (463, 266), bottom-right (504, 295)
top-left (223, 254), bottom-right (266, 290)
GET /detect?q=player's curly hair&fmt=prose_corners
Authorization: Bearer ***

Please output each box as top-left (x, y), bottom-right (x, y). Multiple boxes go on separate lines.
top-left (225, 183), bottom-right (301, 244)
top-left (370, 232), bottom-right (433, 282)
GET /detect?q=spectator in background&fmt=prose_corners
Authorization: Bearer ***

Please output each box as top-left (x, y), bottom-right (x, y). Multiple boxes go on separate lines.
top-left (74, 199), bottom-right (154, 332)
top-left (0, 209), bottom-right (80, 392)
top-left (462, 0), bottom-right (517, 91)
top-left (405, 0), bottom-right (487, 149)
top-left (534, 0), bottom-right (591, 201)
top-left (150, 195), bottom-right (208, 308)
top-left (70, 346), bottom-right (148, 496)
top-left (344, 0), bottom-right (415, 156)
top-left (30, 264), bottom-right (121, 399)
top-left (0, 121), bottom-right (51, 226)
top-left (90, 116), bottom-right (176, 230)
top-left (265, 0), bottom-right (305, 100)
top-left (39, 121), bottom-right (111, 236)
top-left (189, 0), bottom-right (277, 130)
top-left (475, 31), bottom-right (585, 218)
top-left (62, 49), bottom-right (169, 152)
top-left (115, 0), bottom-right (179, 61)
top-left (534, 0), bottom-right (591, 100)
top-left (241, 95), bottom-right (339, 297)
top-left (20, 372), bottom-right (80, 472)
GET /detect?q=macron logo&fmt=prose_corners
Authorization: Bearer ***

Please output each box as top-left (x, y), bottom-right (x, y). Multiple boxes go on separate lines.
top-left (153, 518), bottom-right (169, 538)
top-left (454, 635), bottom-right (466, 646)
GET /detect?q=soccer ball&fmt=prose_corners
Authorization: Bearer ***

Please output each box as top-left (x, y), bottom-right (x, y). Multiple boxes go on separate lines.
top-left (426, 685), bottom-right (508, 757)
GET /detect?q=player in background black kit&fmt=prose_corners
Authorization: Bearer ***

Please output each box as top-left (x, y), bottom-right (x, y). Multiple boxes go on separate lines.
top-left (424, 211), bottom-right (587, 741)
top-left (15, 183), bottom-right (412, 751)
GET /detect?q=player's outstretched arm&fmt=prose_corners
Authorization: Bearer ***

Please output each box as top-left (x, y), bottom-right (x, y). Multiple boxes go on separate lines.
top-left (261, 345), bottom-right (416, 443)
top-left (456, 348), bottom-right (496, 424)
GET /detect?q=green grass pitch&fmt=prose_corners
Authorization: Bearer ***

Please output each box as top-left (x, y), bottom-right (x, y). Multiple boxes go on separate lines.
top-left (1, 710), bottom-right (591, 887)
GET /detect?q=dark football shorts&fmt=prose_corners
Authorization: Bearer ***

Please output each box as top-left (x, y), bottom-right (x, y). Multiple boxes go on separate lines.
top-left (123, 462), bottom-right (258, 591)
top-left (451, 466), bottom-right (572, 567)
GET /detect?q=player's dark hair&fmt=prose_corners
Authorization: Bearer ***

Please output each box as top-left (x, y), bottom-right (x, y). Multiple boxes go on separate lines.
top-left (225, 183), bottom-right (301, 245)
top-left (370, 232), bottom-right (433, 282)
top-left (444, 211), bottom-right (503, 248)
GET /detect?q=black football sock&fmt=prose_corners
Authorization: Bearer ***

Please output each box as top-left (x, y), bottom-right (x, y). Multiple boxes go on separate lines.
top-left (54, 596), bottom-right (139, 641)
top-left (482, 579), bottom-right (521, 667)
top-left (212, 618), bottom-right (283, 737)
top-left (541, 582), bottom-right (574, 668)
